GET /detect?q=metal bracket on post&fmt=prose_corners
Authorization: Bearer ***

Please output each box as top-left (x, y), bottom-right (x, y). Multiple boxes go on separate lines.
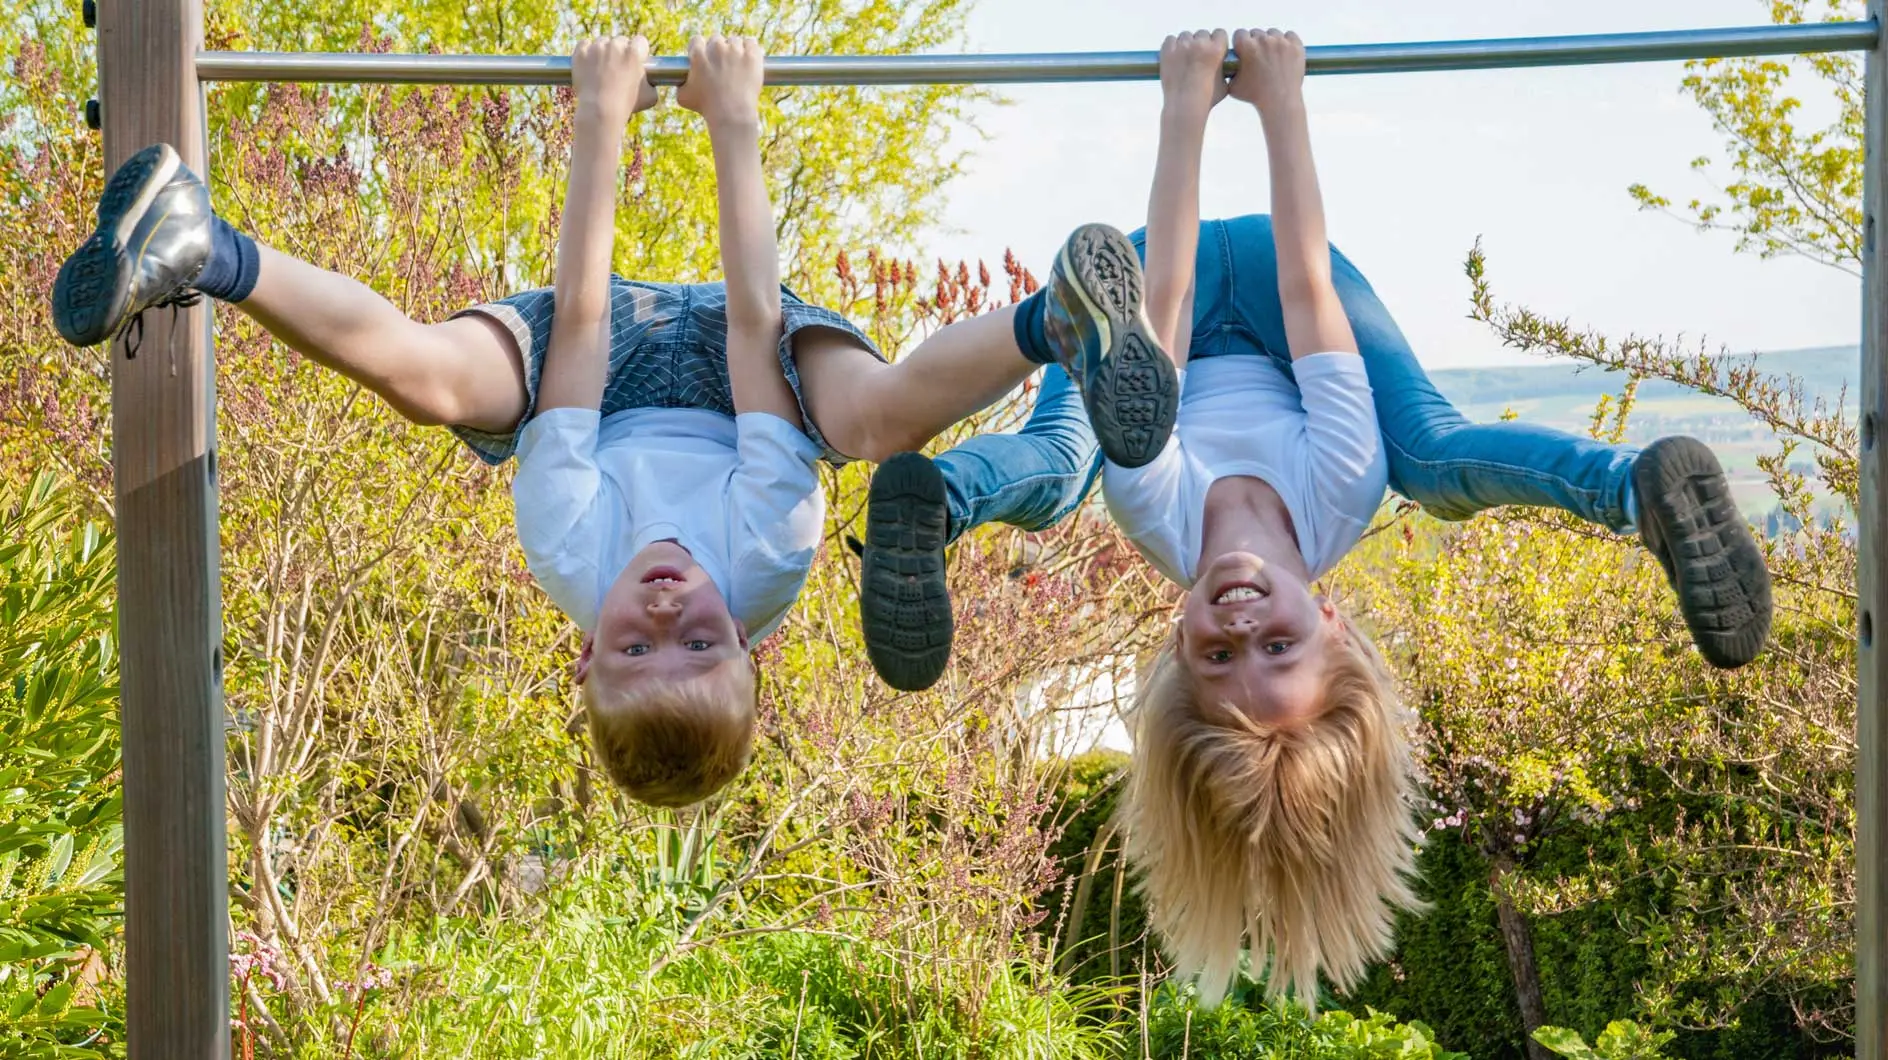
top-left (83, 0), bottom-right (97, 129)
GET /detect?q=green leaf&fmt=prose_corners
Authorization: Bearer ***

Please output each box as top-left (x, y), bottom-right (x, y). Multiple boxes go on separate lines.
top-left (1533, 1026), bottom-right (1600, 1059)
top-left (36, 980), bottom-right (73, 1015)
top-left (44, 833), bottom-right (73, 885)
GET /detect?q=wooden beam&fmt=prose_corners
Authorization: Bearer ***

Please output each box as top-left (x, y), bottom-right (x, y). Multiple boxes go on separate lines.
top-left (1861, 2), bottom-right (1887, 1056)
top-left (96, 0), bottom-right (229, 1055)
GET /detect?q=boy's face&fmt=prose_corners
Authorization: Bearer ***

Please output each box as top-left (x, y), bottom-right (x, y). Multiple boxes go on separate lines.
top-left (583, 541), bottom-right (749, 690)
top-left (1176, 551), bottom-right (1345, 726)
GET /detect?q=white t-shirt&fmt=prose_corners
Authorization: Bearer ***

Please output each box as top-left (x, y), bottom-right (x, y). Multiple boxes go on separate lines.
top-left (1102, 352), bottom-right (1386, 586)
top-left (510, 406), bottom-right (825, 643)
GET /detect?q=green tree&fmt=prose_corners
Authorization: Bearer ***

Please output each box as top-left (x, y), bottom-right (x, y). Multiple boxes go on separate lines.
top-left (202, 0), bottom-right (979, 303)
top-left (1451, 244), bottom-right (1858, 1044)
top-left (1628, 0), bottom-right (1864, 275)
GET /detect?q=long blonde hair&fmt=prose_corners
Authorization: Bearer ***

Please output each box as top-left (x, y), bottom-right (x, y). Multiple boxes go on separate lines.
top-left (1121, 617), bottom-right (1424, 1008)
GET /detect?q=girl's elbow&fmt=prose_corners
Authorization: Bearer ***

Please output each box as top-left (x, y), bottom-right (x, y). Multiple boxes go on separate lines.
top-left (1277, 272), bottom-right (1338, 310)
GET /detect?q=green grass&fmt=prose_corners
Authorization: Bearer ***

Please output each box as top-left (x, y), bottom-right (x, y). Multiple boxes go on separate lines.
top-left (260, 867), bottom-right (1130, 1060)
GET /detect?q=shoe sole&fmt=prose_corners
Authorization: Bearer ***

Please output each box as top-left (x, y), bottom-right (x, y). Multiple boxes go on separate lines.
top-left (1051, 224), bottom-right (1178, 469)
top-left (860, 452), bottom-right (953, 692)
top-left (1634, 436), bottom-right (1773, 669)
top-left (52, 143), bottom-right (179, 347)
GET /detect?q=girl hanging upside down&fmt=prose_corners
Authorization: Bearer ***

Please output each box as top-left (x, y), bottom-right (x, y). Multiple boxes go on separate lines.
top-left (51, 34), bottom-right (1181, 804)
top-left (1001, 28), bottom-right (1770, 1008)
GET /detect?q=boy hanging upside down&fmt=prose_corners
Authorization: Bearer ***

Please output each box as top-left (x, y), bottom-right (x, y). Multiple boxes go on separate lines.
top-left (1019, 29), bottom-right (1772, 1008)
top-left (52, 35), bottom-right (1179, 803)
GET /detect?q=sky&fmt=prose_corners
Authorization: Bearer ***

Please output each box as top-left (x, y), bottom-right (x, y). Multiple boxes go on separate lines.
top-left (911, 0), bottom-right (1861, 369)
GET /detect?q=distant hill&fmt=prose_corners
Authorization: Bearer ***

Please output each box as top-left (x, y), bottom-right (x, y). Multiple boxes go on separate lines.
top-left (1428, 346), bottom-right (1856, 418)
top-left (1424, 346), bottom-right (1858, 521)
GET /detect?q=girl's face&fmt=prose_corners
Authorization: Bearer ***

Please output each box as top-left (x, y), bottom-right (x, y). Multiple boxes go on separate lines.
top-left (1176, 550), bottom-right (1345, 725)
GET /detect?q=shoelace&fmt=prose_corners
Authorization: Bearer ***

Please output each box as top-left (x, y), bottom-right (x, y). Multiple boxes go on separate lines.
top-left (116, 289), bottom-right (204, 360)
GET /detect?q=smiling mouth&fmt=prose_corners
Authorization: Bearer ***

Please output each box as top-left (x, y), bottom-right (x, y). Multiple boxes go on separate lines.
top-left (642, 566), bottom-right (686, 586)
top-left (1213, 582), bottom-right (1266, 605)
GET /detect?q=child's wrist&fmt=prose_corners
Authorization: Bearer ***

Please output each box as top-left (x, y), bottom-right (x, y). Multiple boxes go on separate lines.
top-left (575, 99), bottom-right (632, 130)
top-left (1160, 99), bottom-right (1213, 131)
top-left (705, 110), bottom-right (762, 138)
top-left (1253, 93), bottom-right (1307, 124)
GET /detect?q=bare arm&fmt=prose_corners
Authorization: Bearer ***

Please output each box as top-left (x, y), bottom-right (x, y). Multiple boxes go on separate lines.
top-left (537, 37), bottom-right (657, 413)
top-left (678, 35), bottom-right (801, 426)
top-left (1229, 29), bottom-right (1357, 360)
top-left (1142, 30), bottom-right (1228, 368)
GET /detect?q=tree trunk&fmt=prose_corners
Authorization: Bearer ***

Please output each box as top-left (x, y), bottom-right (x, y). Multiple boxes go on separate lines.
top-left (1489, 853), bottom-right (1552, 1060)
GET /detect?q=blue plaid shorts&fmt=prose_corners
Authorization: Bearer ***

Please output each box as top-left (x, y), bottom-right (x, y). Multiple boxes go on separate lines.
top-left (448, 277), bottom-right (883, 465)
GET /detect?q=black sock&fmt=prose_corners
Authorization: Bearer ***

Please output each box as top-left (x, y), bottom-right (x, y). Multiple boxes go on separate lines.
top-left (192, 216), bottom-right (261, 303)
top-left (1011, 288), bottom-right (1058, 366)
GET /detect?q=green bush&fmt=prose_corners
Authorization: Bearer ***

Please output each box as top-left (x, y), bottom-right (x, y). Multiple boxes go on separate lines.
top-left (1142, 985), bottom-right (1466, 1059)
top-left (1535, 1021), bottom-right (1675, 1060)
top-left (1041, 749), bottom-right (1836, 1059)
top-left (1343, 782), bottom-right (1842, 1060)
top-left (0, 474), bottom-right (124, 1058)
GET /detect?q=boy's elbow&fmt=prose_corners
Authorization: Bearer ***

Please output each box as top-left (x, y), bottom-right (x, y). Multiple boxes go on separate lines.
top-left (553, 293), bottom-right (609, 325)
top-left (727, 303), bottom-right (783, 340)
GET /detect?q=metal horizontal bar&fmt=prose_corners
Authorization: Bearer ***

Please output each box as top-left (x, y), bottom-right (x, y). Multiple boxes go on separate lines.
top-left (195, 20), bottom-right (1881, 87)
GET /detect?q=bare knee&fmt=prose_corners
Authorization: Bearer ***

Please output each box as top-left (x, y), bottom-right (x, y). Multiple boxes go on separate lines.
top-left (382, 316), bottom-right (525, 432)
top-left (825, 398), bottom-right (932, 465)
top-left (793, 334), bottom-right (932, 462)
top-left (384, 386), bottom-right (462, 428)
top-left (373, 347), bottom-right (481, 428)
top-left (862, 418), bottom-right (933, 465)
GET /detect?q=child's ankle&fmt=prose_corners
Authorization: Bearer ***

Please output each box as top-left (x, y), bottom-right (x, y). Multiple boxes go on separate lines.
top-left (1011, 289), bottom-right (1057, 367)
top-left (192, 216), bottom-right (260, 303)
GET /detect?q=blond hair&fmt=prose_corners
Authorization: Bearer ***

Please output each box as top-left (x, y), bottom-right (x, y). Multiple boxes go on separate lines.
top-left (1121, 617), bottom-right (1424, 1009)
top-left (584, 661), bottom-right (757, 808)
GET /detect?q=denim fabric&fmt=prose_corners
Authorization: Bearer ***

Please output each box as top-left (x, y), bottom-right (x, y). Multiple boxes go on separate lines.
top-left (449, 277), bottom-right (882, 466)
top-left (935, 364), bottom-right (1103, 544)
top-left (1127, 215), bottom-right (1637, 531)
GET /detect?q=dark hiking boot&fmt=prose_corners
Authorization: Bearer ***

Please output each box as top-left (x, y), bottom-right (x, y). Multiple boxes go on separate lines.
top-left (1633, 436), bottom-right (1773, 669)
top-left (860, 451), bottom-right (953, 691)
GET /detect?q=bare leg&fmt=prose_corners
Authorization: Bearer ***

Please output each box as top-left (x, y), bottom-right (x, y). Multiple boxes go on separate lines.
top-left (235, 244), bottom-right (528, 433)
top-left (794, 304), bottom-right (1038, 463)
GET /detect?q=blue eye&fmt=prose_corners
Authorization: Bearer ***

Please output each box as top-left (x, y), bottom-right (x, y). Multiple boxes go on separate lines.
top-left (686, 640), bottom-right (712, 651)
top-left (627, 645), bottom-right (650, 656)
top-left (1265, 641), bottom-right (1290, 655)
top-left (1207, 649), bottom-right (1233, 663)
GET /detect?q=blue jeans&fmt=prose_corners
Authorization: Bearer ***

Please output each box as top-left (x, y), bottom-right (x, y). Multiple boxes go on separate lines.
top-left (936, 363), bottom-right (1102, 543)
top-left (1132, 215), bottom-right (1638, 531)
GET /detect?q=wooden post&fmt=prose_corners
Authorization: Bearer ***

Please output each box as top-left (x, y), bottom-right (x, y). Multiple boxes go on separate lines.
top-left (1861, 2), bottom-right (1887, 1055)
top-left (96, 0), bottom-right (229, 1055)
